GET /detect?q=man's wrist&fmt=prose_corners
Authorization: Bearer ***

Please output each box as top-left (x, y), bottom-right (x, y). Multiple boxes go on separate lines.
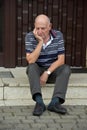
top-left (45, 70), bottom-right (51, 75)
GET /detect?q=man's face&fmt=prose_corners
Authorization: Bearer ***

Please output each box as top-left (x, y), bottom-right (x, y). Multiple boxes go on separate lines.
top-left (34, 21), bottom-right (51, 40)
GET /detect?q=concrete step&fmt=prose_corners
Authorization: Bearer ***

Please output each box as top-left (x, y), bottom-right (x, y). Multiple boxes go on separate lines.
top-left (0, 67), bottom-right (87, 105)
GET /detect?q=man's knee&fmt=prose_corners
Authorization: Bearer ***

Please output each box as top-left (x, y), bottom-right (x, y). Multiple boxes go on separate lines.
top-left (56, 64), bottom-right (71, 76)
top-left (26, 63), bottom-right (38, 74)
top-left (62, 64), bottom-right (71, 76)
top-left (29, 63), bottom-right (38, 68)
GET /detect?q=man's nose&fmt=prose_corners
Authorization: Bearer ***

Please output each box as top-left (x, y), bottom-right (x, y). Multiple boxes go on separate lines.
top-left (38, 29), bottom-right (42, 34)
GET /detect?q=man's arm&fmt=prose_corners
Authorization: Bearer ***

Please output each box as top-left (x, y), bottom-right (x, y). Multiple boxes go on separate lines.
top-left (26, 41), bottom-right (43, 64)
top-left (26, 29), bottom-right (43, 64)
top-left (47, 54), bottom-right (65, 73)
top-left (40, 54), bottom-right (65, 85)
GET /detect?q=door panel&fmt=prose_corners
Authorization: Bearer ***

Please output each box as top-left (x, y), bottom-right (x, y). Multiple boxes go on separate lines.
top-left (0, 0), bottom-right (16, 67)
top-left (0, 0), bottom-right (4, 65)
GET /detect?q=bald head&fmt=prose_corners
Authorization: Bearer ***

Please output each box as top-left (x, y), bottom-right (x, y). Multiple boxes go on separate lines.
top-left (35, 14), bottom-right (51, 25)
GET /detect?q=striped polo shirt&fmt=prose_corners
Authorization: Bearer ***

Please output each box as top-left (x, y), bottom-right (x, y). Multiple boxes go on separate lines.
top-left (25, 30), bottom-right (65, 67)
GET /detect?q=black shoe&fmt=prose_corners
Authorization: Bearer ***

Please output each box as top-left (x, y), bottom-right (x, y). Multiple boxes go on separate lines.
top-left (33, 102), bottom-right (46, 116)
top-left (47, 103), bottom-right (67, 115)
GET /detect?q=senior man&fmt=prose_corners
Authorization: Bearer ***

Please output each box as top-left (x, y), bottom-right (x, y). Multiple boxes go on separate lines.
top-left (25, 14), bottom-right (71, 116)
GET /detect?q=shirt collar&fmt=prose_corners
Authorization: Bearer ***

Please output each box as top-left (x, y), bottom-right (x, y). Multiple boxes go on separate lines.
top-left (43, 35), bottom-right (53, 49)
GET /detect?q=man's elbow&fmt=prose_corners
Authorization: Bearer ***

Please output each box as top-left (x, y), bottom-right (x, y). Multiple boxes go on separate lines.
top-left (28, 60), bottom-right (35, 64)
top-left (26, 58), bottom-right (35, 64)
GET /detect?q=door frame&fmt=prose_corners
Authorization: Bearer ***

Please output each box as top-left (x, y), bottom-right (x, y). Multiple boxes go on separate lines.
top-left (1, 0), bottom-right (16, 67)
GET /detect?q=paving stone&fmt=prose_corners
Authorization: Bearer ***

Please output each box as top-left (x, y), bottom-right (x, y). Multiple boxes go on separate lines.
top-left (41, 128), bottom-right (58, 130)
top-left (47, 123), bottom-right (61, 129)
top-left (0, 124), bottom-right (15, 129)
top-left (60, 122), bottom-right (76, 129)
top-left (31, 123), bottom-right (47, 129)
top-left (21, 119), bottom-right (35, 123)
top-left (40, 115), bottom-right (61, 119)
top-left (60, 115), bottom-right (79, 120)
top-left (14, 124), bottom-right (31, 129)
top-left (2, 119), bottom-right (21, 124)
top-left (35, 119), bottom-right (55, 123)
top-left (79, 115), bottom-right (87, 119)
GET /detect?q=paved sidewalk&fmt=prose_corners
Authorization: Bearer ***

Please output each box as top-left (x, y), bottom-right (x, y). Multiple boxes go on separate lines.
top-left (0, 105), bottom-right (87, 130)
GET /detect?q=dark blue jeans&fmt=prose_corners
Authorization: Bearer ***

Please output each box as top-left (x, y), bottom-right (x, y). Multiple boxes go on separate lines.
top-left (26, 63), bottom-right (71, 104)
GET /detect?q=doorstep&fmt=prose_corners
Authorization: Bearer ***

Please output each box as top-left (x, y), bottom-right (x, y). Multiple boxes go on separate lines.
top-left (0, 67), bottom-right (87, 105)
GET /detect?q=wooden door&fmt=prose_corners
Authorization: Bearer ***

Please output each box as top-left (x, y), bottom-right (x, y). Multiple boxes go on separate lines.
top-left (0, 0), bottom-right (4, 65)
top-left (0, 0), bottom-right (16, 67)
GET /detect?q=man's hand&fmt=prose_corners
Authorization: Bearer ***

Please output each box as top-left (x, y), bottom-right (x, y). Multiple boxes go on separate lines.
top-left (40, 71), bottom-right (49, 85)
top-left (33, 28), bottom-right (43, 43)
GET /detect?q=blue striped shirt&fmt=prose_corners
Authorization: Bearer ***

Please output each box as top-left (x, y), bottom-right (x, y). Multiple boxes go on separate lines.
top-left (25, 30), bottom-right (65, 67)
